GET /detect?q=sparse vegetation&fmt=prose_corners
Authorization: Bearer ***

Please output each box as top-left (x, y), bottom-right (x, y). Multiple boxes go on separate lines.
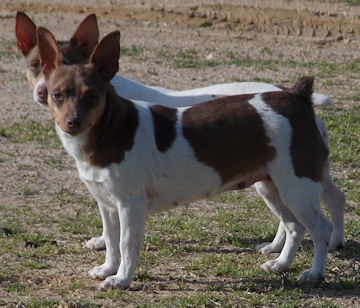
top-left (0, 0), bottom-right (359, 306)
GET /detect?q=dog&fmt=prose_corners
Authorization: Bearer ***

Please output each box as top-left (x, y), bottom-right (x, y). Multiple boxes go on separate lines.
top-left (37, 26), bottom-right (334, 290)
top-left (16, 12), bottom-right (346, 255)
top-left (15, 12), bottom-right (99, 105)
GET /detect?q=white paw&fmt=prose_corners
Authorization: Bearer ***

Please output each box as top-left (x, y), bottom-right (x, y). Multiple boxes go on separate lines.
top-left (297, 269), bottom-right (325, 282)
top-left (98, 274), bottom-right (132, 290)
top-left (85, 236), bottom-right (106, 250)
top-left (256, 242), bottom-right (282, 255)
top-left (329, 235), bottom-right (345, 251)
top-left (88, 264), bottom-right (118, 280)
top-left (261, 259), bottom-right (289, 272)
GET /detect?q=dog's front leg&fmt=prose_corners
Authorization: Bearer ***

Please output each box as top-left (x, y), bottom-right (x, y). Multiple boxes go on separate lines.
top-left (89, 202), bottom-right (120, 280)
top-left (85, 201), bottom-right (107, 250)
top-left (99, 196), bottom-right (147, 290)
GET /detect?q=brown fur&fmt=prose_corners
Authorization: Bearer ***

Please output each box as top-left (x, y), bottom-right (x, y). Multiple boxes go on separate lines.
top-left (263, 80), bottom-right (328, 182)
top-left (182, 94), bottom-right (276, 184)
top-left (84, 88), bottom-right (139, 167)
top-left (150, 105), bottom-right (177, 152)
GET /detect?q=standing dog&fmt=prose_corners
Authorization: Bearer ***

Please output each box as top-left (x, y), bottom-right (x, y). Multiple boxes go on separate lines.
top-left (15, 13), bottom-right (346, 255)
top-left (37, 27), bottom-right (333, 289)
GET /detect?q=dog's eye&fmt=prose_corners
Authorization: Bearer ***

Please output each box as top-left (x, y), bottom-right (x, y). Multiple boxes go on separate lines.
top-left (84, 90), bottom-right (98, 102)
top-left (52, 92), bottom-right (64, 105)
top-left (30, 61), bottom-right (40, 69)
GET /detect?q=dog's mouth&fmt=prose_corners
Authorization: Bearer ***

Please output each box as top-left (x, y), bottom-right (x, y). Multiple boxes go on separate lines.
top-left (63, 127), bottom-right (83, 137)
top-left (57, 123), bottom-right (83, 137)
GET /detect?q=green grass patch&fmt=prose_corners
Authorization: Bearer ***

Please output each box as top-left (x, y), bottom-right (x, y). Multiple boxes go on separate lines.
top-left (23, 260), bottom-right (49, 270)
top-left (44, 156), bottom-right (63, 168)
top-left (321, 106), bottom-right (360, 167)
top-left (56, 188), bottom-right (97, 208)
top-left (60, 208), bottom-right (102, 235)
top-left (121, 44), bottom-right (144, 57)
top-left (67, 280), bottom-right (86, 291)
top-left (0, 120), bottom-right (59, 147)
top-left (345, 220), bottom-right (360, 238)
top-left (21, 186), bottom-right (38, 196)
top-left (173, 48), bottom-right (219, 68)
top-left (333, 0), bottom-right (360, 5)
top-left (199, 21), bottom-right (213, 27)
top-left (6, 281), bottom-right (29, 295)
top-left (23, 297), bottom-right (59, 308)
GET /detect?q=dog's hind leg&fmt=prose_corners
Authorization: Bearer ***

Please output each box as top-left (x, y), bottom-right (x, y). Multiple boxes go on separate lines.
top-left (256, 221), bottom-right (286, 255)
top-left (322, 162), bottom-right (346, 250)
top-left (255, 181), bottom-right (286, 254)
top-left (275, 179), bottom-right (332, 282)
top-left (255, 181), bottom-right (306, 271)
top-left (316, 117), bottom-right (346, 250)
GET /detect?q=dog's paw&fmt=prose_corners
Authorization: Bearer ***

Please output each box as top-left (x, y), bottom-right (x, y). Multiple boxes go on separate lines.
top-left (89, 264), bottom-right (117, 281)
top-left (85, 236), bottom-right (106, 250)
top-left (261, 259), bottom-right (289, 272)
top-left (297, 269), bottom-right (325, 283)
top-left (256, 242), bottom-right (282, 255)
top-left (329, 236), bottom-right (345, 251)
top-left (98, 274), bottom-right (132, 290)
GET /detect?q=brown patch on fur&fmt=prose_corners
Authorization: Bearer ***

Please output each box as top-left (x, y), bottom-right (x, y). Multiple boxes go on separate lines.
top-left (263, 77), bottom-right (328, 182)
top-left (150, 105), bottom-right (177, 152)
top-left (182, 94), bottom-right (276, 184)
top-left (84, 87), bottom-right (139, 167)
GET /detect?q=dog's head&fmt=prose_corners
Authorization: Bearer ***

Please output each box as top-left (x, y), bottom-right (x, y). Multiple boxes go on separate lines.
top-left (15, 12), bottom-right (99, 105)
top-left (37, 27), bottom-right (120, 136)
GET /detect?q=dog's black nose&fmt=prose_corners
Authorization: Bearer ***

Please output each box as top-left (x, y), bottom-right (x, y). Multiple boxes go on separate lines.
top-left (66, 117), bottom-right (81, 129)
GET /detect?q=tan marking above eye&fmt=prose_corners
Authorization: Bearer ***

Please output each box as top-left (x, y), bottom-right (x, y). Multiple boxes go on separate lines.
top-left (81, 85), bottom-right (89, 95)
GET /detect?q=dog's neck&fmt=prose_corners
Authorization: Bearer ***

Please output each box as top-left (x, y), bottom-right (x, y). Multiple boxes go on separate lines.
top-left (57, 86), bottom-right (139, 168)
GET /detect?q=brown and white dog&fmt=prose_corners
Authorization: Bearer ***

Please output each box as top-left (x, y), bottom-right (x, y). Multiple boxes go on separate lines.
top-left (16, 12), bottom-right (346, 256)
top-left (15, 12), bottom-right (99, 105)
top-left (37, 27), bottom-right (334, 290)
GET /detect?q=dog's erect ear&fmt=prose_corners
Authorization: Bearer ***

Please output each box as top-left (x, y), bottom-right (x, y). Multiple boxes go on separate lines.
top-left (37, 27), bottom-right (62, 76)
top-left (15, 12), bottom-right (37, 56)
top-left (90, 30), bottom-right (120, 81)
top-left (71, 14), bottom-right (99, 57)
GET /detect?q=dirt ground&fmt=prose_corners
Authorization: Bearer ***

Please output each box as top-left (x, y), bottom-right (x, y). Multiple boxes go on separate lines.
top-left (0, 0), bottom-right (359, 307)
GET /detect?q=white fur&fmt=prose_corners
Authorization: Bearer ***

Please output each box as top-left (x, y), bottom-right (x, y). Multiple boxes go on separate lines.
top-left (249, 95), bottom-right (332, 279)
top-left (56, 91), bottom-right (332, 289)
top-left (34, 74), bottom-right (333, 107)
top-left (69, 75), bottom-right (342, 253)
top-left (36, 73), bottom-right (344, 285)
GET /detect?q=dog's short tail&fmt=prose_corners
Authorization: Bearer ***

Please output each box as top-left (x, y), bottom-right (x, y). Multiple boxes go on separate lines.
top-left (290, 76), bottom-right (314, 99)
top-left (290, 76), bottom-right (333, 107)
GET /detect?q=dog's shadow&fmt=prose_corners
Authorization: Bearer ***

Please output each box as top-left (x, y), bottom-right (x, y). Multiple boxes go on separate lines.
top-left (134, 237), bottom-right (360, 296)
top-left (331, 239), bottom-right (360, 261)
